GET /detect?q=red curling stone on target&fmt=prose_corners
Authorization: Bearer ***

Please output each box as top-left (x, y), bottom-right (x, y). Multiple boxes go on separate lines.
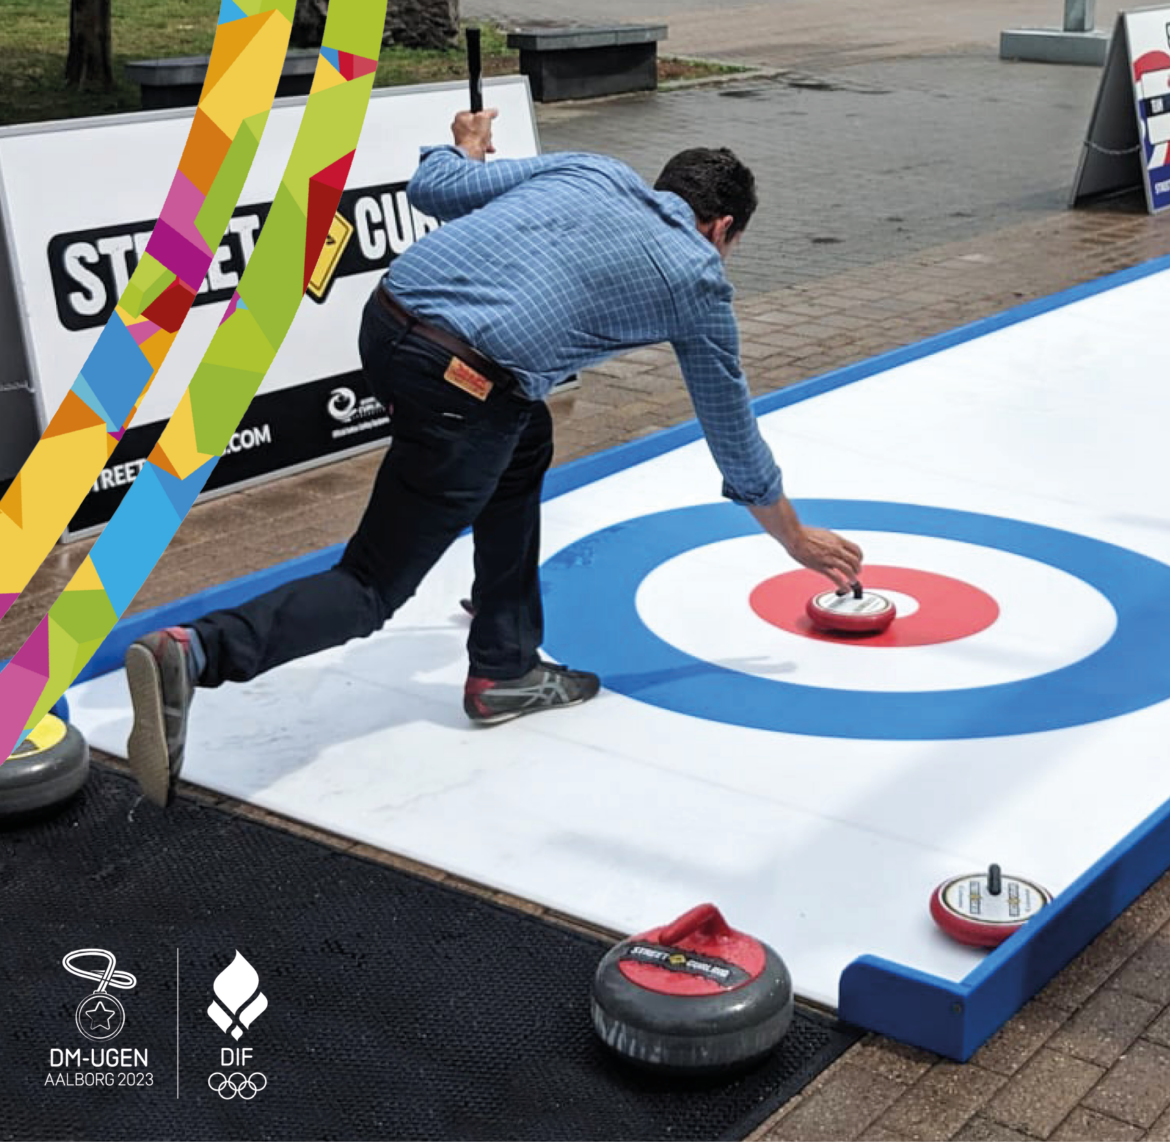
top-left (930, 864), bottom-right (1053, 948)
top-left (805, 581), bottom-right (896, 635)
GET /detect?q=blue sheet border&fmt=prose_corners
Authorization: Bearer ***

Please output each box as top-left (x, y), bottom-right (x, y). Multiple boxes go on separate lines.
top-left (13, 251), bottom-right (1170, 1060)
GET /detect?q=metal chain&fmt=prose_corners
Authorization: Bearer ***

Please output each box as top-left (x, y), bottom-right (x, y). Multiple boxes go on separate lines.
top-left (1084, 139), bottom-right (1142, 156)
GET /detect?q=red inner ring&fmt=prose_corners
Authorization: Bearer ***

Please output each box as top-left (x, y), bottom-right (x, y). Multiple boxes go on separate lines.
top-left (750, 566), bottom-right (1000, 648)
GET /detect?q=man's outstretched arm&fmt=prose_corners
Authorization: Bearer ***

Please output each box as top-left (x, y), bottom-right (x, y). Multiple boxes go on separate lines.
top-left (407, 109), bottom-right (568, 221)
top-left (673, 298), bottom-right (863, 588)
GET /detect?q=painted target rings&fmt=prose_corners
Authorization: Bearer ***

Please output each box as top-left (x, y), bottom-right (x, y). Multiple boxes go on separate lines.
top-left (540, 500), bottom-right (1170, 740)
top-left (752, 565), bottom-right (999, 647)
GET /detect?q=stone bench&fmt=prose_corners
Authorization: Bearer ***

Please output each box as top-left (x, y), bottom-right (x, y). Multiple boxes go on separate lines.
top-left (505, 24), bottom-right (668, 102)
top-left (125, 49), bottom-right (320, 111)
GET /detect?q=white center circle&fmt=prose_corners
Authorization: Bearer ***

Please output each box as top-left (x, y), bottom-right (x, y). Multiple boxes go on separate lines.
top-left (862, 589), bottom-right (919, 617)
top-left (635, 531), bottom-right (1117, 692)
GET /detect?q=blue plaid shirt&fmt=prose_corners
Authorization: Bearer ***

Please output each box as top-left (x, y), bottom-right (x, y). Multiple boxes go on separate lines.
top-left (384, 146), bottom-right (783, 506)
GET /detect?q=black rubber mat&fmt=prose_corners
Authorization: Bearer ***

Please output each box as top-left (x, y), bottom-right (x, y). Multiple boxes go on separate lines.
top-left (0, 764), bottom-right (861, 1141)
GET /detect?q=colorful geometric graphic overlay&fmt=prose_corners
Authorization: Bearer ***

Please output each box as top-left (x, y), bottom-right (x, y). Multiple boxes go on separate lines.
top-left (0, 0), bottom-right (297, 627)
top-left (0, 2), bottom-right (386, 759)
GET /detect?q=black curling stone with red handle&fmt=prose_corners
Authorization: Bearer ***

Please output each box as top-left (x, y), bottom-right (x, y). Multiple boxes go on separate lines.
top-left (591, 903), bottom-right (793, 1074)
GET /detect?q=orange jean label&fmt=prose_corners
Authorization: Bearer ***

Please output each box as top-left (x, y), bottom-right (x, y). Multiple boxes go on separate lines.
top-left (443, 357), bottom-right (493, 401)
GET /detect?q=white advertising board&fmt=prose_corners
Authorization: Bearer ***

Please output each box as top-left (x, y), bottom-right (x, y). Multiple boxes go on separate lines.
top-left (1071, 6), bottom-right (1170, 212)
top-left (0, 75), bottom-right (539, 535)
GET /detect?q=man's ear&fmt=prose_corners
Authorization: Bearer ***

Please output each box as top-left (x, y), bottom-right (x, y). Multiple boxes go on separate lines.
top-left (713, 215), bottom-right (735, 245)
top-left (696, 215), bottom-right (735, 244)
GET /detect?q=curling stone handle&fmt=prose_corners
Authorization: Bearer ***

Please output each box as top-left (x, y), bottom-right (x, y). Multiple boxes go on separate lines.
top-left (836, 580), bottom-right (864, 599)
top-left (988, 863), bottom-right (1002, 896)
top-left (659, 902), bottom-right (733, 945)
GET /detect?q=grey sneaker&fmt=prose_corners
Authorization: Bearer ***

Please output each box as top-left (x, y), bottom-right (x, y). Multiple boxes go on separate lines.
top-left (125, 627), bottom-right (196, 807)
top-left (464, 660), bottom-right (600, 725)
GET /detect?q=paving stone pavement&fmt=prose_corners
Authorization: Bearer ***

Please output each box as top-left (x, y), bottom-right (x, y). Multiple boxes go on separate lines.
top-left (8, 3), bottom-right (1170, 1138)
top-left (467, 0), bottom-right (1126, 69)
top-left (534, 58), bottom-right (1107, 300)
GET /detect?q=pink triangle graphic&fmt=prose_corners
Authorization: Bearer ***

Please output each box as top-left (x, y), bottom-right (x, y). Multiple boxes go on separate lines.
top-left (129, 319), bottom-right (161, 346)
top-left (220, 292), bottom-right (242, 326)
top-left (14, 616), bottom-right (50, 678)
top-left (0, 662), bottom-right (44, 761)
top-left (0, 594), bottom-right (16, 623)
top-left (108, 429), bottom-right (126, 443)
top-left (156, 172), bottom-right (211, 257)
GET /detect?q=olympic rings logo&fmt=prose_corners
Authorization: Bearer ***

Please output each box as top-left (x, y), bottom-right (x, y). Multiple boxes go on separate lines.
top-left (208, 1071), bottom-right (268, 1100)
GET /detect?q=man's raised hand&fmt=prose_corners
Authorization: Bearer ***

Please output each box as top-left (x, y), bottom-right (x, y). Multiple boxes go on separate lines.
top-left (452, 109), bottom-right (499, 161)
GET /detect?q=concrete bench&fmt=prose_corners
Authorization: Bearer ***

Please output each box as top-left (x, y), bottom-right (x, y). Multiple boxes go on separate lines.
top-left (506, 24), bottom-right (667, 102)
top-left (125, 49), bottom-right (320, 111)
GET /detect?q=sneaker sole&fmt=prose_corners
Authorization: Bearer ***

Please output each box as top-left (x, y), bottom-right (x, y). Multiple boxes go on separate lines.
top-left (125, 644), bottom-right (173, 807)
top-left (468, 691), bottom-right (595, 726)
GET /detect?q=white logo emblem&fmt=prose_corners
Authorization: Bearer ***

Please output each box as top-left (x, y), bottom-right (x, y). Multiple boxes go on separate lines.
top-left (327, 387), bottom-right (358, 422)
top-left (208, 1071), bottom-right (268, 1100)
top-left (207, 951), bottom-right (268, 1041)
top-left (63, 949), bottom-right (136, 1042)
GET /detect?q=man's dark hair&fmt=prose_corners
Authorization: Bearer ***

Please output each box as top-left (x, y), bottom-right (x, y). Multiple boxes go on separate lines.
top-left (654, 147), bottom-right (758, 239)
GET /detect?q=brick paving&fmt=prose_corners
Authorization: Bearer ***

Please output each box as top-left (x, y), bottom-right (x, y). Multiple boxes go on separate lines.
top-left (468, 0), bottom-right (1126, 70)
top-left (8, 2), bottom-right (1170, 1137)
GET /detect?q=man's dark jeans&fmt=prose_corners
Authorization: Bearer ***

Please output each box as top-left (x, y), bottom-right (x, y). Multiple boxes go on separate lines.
top-left (193, 288), bottom-right (553, 687)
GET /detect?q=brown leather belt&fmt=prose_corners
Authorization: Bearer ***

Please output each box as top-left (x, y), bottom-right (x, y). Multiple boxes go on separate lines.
top-left (376, 286), bottom-right (516, 392)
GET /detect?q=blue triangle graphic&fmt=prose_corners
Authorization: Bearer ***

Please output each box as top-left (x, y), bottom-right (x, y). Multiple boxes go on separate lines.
top-left (218, 0), bottom-right (248, 24)
top-left (72, 374), bottom-right (118, 433)
top-left (152, 455), bottom-right (218, 520)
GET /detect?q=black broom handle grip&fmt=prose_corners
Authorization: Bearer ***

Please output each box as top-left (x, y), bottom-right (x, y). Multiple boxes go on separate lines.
top-left (467, 27), bottom-right (483, 113)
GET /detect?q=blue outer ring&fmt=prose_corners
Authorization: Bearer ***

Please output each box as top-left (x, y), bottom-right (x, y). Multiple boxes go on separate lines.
top-left (540, 500), bottom-right (1170, 740)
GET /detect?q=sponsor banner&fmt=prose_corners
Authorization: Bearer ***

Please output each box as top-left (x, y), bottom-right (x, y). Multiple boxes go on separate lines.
top-left (64, 372), bottom-right (390, 532)
top-left (46, 179), bottom-right (436, 333)
top-left (1070, 8), bottom-right (1170, 213)
top-left (1126, 7), bottom-right (1170, 212)
top-left (0, 77), bottom-right (539, 537)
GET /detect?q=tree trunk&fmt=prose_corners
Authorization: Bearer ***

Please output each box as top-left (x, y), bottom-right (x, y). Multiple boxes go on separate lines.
top-left (386, 0), bottom-right (460, 49)
top-left (290, 0), bottom-right (330, 49)
top-left (291, 0), bottom-right (460, 50)
top-left (65, 0), bottom-right (113, 90)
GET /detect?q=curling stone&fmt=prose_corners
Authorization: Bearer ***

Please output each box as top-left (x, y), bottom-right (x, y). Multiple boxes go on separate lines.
top-left (591, 902), bottom-right (793, 1074)
top-left (806, 580), bottom-right (895, 635)
top-left (0, 714), bottom-right (90, 822)
top-left (930, 863), bottom-right (1052, 948)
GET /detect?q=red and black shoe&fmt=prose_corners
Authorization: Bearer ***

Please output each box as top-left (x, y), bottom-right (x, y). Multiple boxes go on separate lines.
top-left (464, 660), bottom-right (600, 725)
top-left (125, 627), bottom-right (197, 807)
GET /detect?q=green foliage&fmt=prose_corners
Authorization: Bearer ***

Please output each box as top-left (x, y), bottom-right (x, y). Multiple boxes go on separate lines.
top-left (0, 2), bottom-right (738, 127)
top-left (0, 0), bottom-right (219, 124)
